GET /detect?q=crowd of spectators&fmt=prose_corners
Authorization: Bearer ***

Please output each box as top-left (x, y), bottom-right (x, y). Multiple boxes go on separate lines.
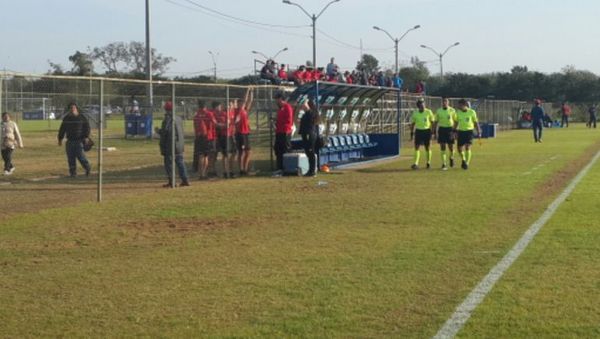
top-left (260, 57), bottom-right (426, 93)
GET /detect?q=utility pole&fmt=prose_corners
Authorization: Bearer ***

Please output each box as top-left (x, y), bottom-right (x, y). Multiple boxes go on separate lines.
top-left (145, 0), bottom-right (153, 117)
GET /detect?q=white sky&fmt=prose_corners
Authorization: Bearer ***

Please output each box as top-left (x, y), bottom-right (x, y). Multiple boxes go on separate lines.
top-left (1, 0), bottom-right (599, 78)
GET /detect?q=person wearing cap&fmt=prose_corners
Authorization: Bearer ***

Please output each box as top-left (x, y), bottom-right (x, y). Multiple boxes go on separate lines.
top-left (531, 99), bottom-right (545, 143)
top-left (410, 98), bottom-right (435, 170)
top-left (273, 92), bottom-right (294, 175)
top-left (57, 102), bottom-right (92, 177)
top-left (156, 101), bottom-right (190, 187)
top-left (454, 99), bottom-right (481, 170)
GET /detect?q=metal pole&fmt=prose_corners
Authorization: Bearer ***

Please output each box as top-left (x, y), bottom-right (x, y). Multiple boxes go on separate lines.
top-left (97, 79), bottom-right (104, 202)
top-left (171, 83), bottom-right (176, 188)
top-left (0, 75), bottom-right (3, 115)
top-left (214, 62), bottom-right (217, 83)
top-left (312, 15), bottom-right (317, 68)
top-left (226, 85), bottom-right (230, 173)
top-left (397, 90), bottom-right (402, 153)
top-left (145, 0), bottom-right (154, 121)
top-left (440, 55), bottom-right (444, 79)
top-left (269, 86), bottom-right (274, 171)
top-left (394, 40), bottom-right (399, 75)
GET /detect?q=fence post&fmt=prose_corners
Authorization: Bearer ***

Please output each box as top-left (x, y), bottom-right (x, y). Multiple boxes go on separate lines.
top-left (171, 83), bottom-right (176, 188)
top-left (226, 85), bottom-right (230, 174)
top-left (269, 86), bottom-right (274, 171)
top-left (396, 90), bottom-right (402, 154)
top-left (97, 79), bottom-right (104, 202)
top-left (0, 74), bottom-right (3, 115)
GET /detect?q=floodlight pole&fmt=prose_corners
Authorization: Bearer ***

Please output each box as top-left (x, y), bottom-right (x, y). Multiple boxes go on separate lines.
top-left (209, 51), bottom-right (218, 83)
top-left (420, 42), bottom-right (460, 79)
top-left (145, 0), bottom-right (153, 119)
top-left (283, 0), bottom-right (341, 68)
top-left (373, 25), bottom-right (421, 74)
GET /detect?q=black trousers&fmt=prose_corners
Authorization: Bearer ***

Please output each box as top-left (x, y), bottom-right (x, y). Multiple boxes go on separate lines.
top-left (302, 133), bottom-right (317, 173)
top-left (532, 122), bottom-right (543, 142)
top-left (274, 133), bottom-right (291, 170)
top-left (2, 148), bottom-right (13, 171)
top-left (561, 115), bottom-right (569, 127)
top-left (589, 115), bottom-right (597, 128)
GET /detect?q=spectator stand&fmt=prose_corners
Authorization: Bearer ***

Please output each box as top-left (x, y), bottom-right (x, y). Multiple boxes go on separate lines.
top-left (287, 81), bottom-right (402, 168)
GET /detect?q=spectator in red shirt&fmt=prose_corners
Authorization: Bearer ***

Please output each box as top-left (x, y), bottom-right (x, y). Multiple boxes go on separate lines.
top-left (313, 67), bottom-right (324, 81)
top-left (193, 100), bottom-right (217, 179)
top-left (304, 66), bottom-right (314, 82)
top-left (560, 101), bottom-right (572, 128)
top-left (235, 89), bottom-right (254, 176)
top-left (273, 92), bottom-right (294, 174)
top-left (293, 66), bottom-right (306, 86)
top-left (278, 64), bottom-right (288, 82)
top-left (214, 101), bottom-right (237, 179)
top-left (344, 71), bottom-right (353, 84)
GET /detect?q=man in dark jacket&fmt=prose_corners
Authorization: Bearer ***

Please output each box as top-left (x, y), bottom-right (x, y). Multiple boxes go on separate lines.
top-left (299, 99), bottom-right (320, 177)
top-left (531, 99), bottom-right (545, 143)
top-left (57, 103), bottom-right (91, 177)
top-left (156, 101), bottom-right (190, 187)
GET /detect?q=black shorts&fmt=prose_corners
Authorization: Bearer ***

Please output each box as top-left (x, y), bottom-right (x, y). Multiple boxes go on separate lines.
top-left (235, 133), bottom-right (251, 152)
top-left (457, 130), bottom-right (474, 147)
top-left (437, 127), bottom-right (455, 144)
top-left (195, 136), bottom-right (215, 156)
top-left (414, 129), bottom-right (432, 147)
top-left (217, 136), bottom-right (236, 155)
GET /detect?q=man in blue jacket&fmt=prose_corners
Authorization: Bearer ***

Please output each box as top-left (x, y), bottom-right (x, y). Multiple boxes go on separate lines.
top-left (531, 99), bottom-right (545, 143)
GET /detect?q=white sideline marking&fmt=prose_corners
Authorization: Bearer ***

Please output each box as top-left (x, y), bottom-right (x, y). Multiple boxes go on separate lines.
top-left (434, 150), bottom-right (600, 339)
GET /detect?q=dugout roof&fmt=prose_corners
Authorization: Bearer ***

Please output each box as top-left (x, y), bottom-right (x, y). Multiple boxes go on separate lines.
top-left (288, 81), bottom-right (400, 111)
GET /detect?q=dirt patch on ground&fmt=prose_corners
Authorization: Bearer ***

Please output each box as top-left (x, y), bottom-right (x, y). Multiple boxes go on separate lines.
top-left (120, 215), bottom-right (267, 235)
top-left (531, 140), bottom-right (600, 200)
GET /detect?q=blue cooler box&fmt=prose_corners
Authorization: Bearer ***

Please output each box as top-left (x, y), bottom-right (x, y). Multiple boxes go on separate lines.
top-left (283, 153), bottom-right (309, 176)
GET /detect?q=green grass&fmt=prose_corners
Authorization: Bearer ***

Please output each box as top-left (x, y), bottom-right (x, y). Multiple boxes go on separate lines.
top-left (458, 155), bottom-right (600, 338)
top-left (0, 125), bottom-right (599, 337)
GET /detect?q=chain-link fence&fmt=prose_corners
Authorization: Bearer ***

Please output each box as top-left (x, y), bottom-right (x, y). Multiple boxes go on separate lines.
top-left (0, 72), bottom-right (540, 202)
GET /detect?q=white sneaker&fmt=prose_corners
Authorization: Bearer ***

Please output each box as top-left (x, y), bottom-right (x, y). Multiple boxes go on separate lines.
top-left (271, 170), bottom-right (283, 177)
top-left (3, 170), bottom-right (8, 176)
top-left (8, 167), bottom-right (15, 174)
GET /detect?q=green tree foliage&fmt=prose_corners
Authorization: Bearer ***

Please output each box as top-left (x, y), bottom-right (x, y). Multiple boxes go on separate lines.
top-left (356, 54), bottom-right (380, 74)
top-left (398, 57), bottom-right (430, 92)
top-left (67, 51), bottom-right (94, 76)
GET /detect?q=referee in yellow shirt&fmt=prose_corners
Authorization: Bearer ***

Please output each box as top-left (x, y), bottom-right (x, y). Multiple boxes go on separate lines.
top-left (434, 97), bottom-right (457, 171)
top-left (454, 99), bottom-right (482, 170)
top-left (410, 98), bottom-right (435, 170)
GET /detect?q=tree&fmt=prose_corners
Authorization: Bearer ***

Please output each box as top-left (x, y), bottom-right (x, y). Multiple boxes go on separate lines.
top-left (68, 51), bottom-right (94, 75)
top-left (47, 60), bottom-right (65, 75)
top-left (91, 42), bottom-right (130, 74)
top-left (89, 41), bottom-right (176, 75)
top-left (356, 54), bottom-right (379, 75)
top-left (398, 57), bottom-right (430, 91)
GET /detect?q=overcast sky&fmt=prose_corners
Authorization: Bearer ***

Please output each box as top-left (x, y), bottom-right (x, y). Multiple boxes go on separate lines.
top-left (1, 0), bottom-right (599, 78)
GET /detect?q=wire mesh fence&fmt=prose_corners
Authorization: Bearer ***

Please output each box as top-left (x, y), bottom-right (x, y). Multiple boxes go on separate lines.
top-left (0, 72), bottom-right (538, 202)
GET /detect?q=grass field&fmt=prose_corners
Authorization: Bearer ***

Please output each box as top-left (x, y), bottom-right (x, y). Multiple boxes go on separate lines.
top-left (1, 124), bottom-right (599, 337)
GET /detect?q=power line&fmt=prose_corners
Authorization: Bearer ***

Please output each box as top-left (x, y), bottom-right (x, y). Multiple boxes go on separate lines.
top-left (164, 0), bottom-right (311, 39)
top-left (176, 0), bottom-right (310, 29)
top-left (316, 29), bottom-right (394, 53)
